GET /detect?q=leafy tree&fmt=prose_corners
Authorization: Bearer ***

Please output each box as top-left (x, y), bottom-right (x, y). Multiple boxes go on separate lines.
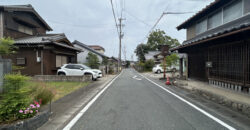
top-left (134, 43), bottom-right (149, 62)
top-left (0, 38), bottom-right (15, 57)
top-left (147, 29), bottom-right (180, 50)
top-left (86, 52), bottom-right (100, 69)
top-left (144, 59), bottom-right (155, 71)
top-left (102, 57), bottom-right (108, 66)
top-left (125, 61), bottom-right (130, 68)
top-left (163, 53), bottom-right (179, 67)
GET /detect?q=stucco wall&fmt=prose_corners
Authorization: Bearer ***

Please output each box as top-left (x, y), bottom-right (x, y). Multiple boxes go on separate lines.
top-left (75, 44), bottom-right (103, 64)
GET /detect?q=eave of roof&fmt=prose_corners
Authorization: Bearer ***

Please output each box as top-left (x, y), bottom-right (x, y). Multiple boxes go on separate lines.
top-left (88, 45), bottom-right (105, 51)
top-left (177, 0), bottom-right (232, 30)
top-left (14, 34), bottom-right (82, 52)
top-left (73, 40), bottom-right (109, 58)
top-left (0, 5), bottom-right (52, 31)
top-left (172, 22), bottom-right (250, 51)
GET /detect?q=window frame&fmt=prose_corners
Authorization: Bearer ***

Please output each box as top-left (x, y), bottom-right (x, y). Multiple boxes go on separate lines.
top-left (196, 18), bottom-right (208, 35)
top-left (222, 0), bottom-right (243, 24)
top-left (16, 58), bottom-right (26, 65)
top-left (207, 9), bottom-right (223, 30)
top-left (194, 0), bottom-right (247, 35)
top-left (17, 24), bottom-right (33, 35)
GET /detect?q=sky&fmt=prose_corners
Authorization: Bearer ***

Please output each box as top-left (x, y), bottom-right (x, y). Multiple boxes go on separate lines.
top-left (0, 0), bottom-right (213, 61)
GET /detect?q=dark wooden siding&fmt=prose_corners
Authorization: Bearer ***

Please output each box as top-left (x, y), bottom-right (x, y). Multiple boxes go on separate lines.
top-left (187, 47), bottom-right (208, 81)
top-left (180, 30), bottom-right (250, 88)
top-left (4, 47), bottom-right (42, 76)
top-left (3, 11), bottom-right (46, 39)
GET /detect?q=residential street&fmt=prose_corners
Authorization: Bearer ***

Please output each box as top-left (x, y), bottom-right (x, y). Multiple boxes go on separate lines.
top-left (65, 69), bottom-right (242, 130)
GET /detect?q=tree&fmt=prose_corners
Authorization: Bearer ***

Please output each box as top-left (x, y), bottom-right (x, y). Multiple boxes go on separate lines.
top-left (163, 53), bottom-right (179, 67)
top-left (147, 29), bottom-right (180, 50)
top-left (86, 52), bottom-right (100, 69)
top-left (134, 43), bottom-right (149, 62)
top-left (0, 38), bottom-right (15, 57)
top-left (125, 61), bottom-right (130, 68)
top-left (102, 57), bottom-right (108, 66)
top-left (144, 59), bottom-right (155, 71)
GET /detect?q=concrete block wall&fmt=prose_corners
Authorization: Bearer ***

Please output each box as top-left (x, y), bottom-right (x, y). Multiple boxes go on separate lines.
top-left (33, 75), bottom-right (92, 82)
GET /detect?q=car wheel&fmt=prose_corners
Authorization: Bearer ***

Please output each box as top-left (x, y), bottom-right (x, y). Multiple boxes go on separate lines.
top-left (157, 70), bottom-right (161, 74)
top-left (58, 72), bottom-right (66, 76)
top-left (92, 75), bottom-right (97, 81)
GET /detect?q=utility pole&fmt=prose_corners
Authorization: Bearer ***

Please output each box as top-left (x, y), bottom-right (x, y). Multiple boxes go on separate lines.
top-left (118, 18), bottom-right (125, 72)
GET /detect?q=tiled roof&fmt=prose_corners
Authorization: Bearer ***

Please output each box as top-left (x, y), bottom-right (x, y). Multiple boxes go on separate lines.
top-left (73, 40), bottom-right (108, 58)
top-left (172, 13), bottom-right (250, 51)
top-left (14, 34), bottom-right (82, 51)
top-left (88, 45), bottom-right (105, 51)
top-left (15, 34), bottom-right (65, 44)
top-left (0, 4), bottom-right (52, 31)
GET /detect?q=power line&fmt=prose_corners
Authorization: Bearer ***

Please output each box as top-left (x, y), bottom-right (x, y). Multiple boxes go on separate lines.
top-left (110, 0), bottom-right (120, 37)
top-left (125, 11), bottom-right (151, 27)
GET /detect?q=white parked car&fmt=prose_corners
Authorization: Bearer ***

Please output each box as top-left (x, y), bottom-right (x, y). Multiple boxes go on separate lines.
top-left (57, 64), bottom-right (98, 81)
top-left (152, 64), bottom-right (179, 74)
top-left (152, 64), bottom-right (164, 74)
top-left (91, 69), bottom-right (103, 78)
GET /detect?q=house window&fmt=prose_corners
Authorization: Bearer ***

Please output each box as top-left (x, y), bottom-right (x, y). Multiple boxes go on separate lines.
top-left (244, 0), bottom-right (250, 14)
top-left (196, 19), bottom-right (207, 34)
top-left (208, 10), bottom-right (222, 29)
top-left (56, 55), bottom-right (67, 67)
top-left (16, 58), bottom-right (26, 65)
top-left (223, 0), bottom-right (243, 24)
top-left (18, 24), bottom-right (33, 35)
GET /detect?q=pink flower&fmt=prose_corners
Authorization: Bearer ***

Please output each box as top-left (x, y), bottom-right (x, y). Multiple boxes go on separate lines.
top-left (19, 110), bottom-right (23, 113)
top-left (30, 104), bottom-right (35, 107)
top-left (36, 104), bottom-right (40, 108)
top-left (24, 110), bottom-right (29, 114)
top-left (27, 108), bottom-right (30, 110)
top-left (36, 110), bottom-right (38, 113)
top-left (30, 110), bottom-right (33, 113)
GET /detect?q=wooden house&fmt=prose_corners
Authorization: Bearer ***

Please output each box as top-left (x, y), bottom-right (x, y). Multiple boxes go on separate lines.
top-left (173, 0), bottom-right (250, 91)
top-left (1, 5), bottom-right (81, 75)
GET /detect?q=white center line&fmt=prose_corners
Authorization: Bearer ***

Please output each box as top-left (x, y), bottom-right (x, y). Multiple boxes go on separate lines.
top-left (138, 73), bottom-right (236, 130)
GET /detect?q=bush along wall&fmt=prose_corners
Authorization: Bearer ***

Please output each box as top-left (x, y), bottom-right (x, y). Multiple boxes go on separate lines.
top-left (0, 73), bottom-right (48, 127)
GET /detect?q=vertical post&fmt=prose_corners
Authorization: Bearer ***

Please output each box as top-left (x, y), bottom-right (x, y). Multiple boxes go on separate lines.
top-left (41, 49), bottom-right (44, 75)
top-left (118, 18), bottom-right (122, 72)
top-left (180, 58), bottom-right (183, 78)
top-left (0, 11), bottom-right (3, 38)
top-left (163, 56), bottom-right (166, 79)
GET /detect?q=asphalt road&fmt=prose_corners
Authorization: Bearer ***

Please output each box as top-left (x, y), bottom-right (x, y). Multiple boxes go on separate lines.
top-left (68, 69), bottom-right (241, 130)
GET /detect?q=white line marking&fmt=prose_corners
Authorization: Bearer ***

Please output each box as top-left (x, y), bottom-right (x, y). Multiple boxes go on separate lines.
top-left (132, 75), bottom-right (142, 80)
top-left (63, 71), bottom-right (123, 130)
top-left (138, 73), bottom-right (236, 130)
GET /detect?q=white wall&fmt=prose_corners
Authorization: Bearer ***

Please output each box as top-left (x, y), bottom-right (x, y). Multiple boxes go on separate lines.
top-left (75, 44), bottom-right (103, 65)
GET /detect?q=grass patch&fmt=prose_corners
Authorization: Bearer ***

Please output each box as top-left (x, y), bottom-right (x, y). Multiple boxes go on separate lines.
top-left (23, 81), bottom-right (89, 102)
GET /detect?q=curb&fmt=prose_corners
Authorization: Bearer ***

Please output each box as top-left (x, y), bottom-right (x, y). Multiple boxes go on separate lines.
top-left (173, 82), bottom-right (250, 118)
top-left (0, 110), bottom-right (50, 130)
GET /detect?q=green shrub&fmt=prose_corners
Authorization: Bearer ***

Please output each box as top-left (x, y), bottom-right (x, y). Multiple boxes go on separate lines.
top-left (4, 73), bottom-right (30, 92)
top-left (0, 74), bottom-right (32, 123)
top-left (144, 60), bottom-right (155, 71)
top-left (34, 85), bottom-right (54, 105)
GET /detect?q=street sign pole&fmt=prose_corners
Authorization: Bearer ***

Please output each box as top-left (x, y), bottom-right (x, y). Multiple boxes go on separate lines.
top-left (160, 45), bottom-right (170, 79)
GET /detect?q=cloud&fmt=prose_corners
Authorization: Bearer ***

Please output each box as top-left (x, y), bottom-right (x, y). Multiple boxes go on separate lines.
top-left (0, 0), bottom-right (214, 60)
